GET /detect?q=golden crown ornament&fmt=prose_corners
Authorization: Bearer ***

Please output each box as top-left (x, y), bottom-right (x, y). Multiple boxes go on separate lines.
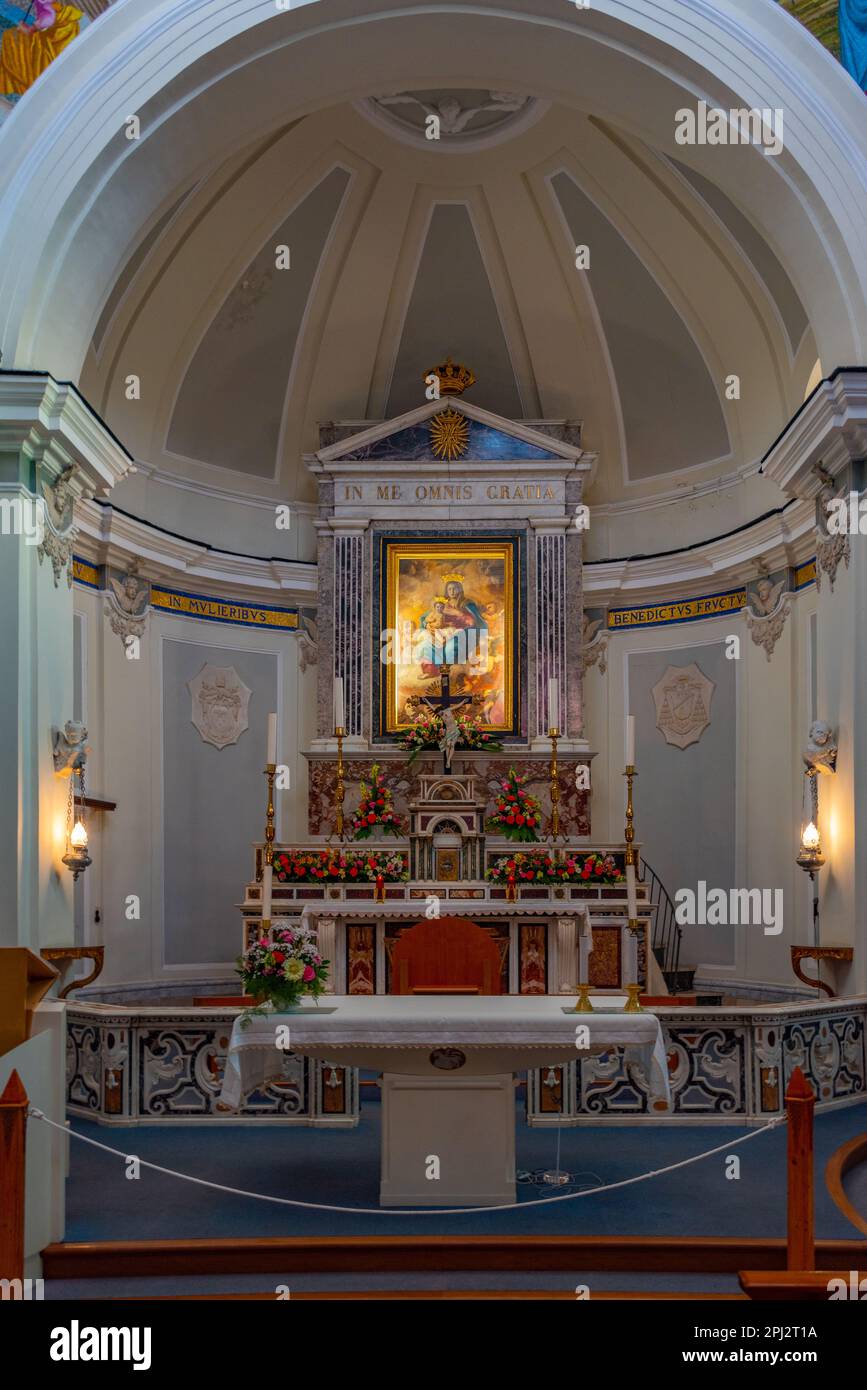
top-left (424, 356), bottom-right (476, 396)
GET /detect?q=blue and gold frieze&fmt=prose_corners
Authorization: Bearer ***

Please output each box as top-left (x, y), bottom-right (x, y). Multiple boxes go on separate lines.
top-left (607, 586), bottom-right (747, 630)
top-left (72, 557), bottom-right (299, 630)
top-left (150, 586), bottom-right (299, 629)
top-left (795, 559), bottom-right (817, 590)
top-left (72, 556), bottom-right (99, 589)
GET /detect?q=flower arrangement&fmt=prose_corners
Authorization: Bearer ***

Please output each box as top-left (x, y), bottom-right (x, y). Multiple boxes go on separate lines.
top-left (399, 709), bottom-right (503, 765)
top-left (485, 767), bottom-right (542, 842)
top-left (236, 919), bottom-right (329, 1018)
top-left (486, 850), bottom-right (624, 885)
top-left (349, 764), bottom-right (405, 839)
top-left (273, 849), bottom-right (409, 882)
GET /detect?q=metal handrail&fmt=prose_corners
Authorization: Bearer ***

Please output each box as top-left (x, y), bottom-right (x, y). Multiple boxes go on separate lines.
top-left (640, 857), bottom-right (682, 980)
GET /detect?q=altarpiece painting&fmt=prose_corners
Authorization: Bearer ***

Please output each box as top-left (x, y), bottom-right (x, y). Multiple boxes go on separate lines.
top-left (378, 537), bottom-right (519, 736)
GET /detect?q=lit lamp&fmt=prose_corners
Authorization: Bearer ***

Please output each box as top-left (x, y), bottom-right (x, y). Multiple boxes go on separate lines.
top-left (62, 804), bottom-right (91, 881)
top-left (796, 818), bottom-right (824, 873)
top-left (796, 770), bottom-right (825, 946)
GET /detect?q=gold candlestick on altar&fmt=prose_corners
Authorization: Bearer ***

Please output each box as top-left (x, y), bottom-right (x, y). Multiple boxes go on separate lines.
top-left (623, 761), bottom-right (643, 1012)
top-left (260, 762), bottom-right (277, 933)
top-left (548, 726), bottom-right (562, 841)
top-left (573, 979), bottom-right (593, 1013)
top-left (334, 725), bottom-right (346, 841)
top-left (263, 762), bottom-right (276, 867)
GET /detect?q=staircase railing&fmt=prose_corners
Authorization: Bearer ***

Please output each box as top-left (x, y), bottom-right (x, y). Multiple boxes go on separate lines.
top-left (640, 858), bottom-right (682, 983)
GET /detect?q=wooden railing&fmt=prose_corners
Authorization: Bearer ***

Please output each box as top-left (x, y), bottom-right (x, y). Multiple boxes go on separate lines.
top-left (739, 1066), bottom-right (865, 1299)
top-left (0, 1070), bottom-right (27, 1285)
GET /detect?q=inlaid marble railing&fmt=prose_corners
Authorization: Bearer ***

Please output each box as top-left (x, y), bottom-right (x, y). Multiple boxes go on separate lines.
top-left (66, 1004), bottom-right (359, 1126)
top-left (527, 996), bottom-right (867, 1125)
top-left (65, 996), bottom-right (865, 1127)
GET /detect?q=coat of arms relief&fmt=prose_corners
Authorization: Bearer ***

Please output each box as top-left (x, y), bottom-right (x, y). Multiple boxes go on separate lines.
top-left (188, 664), bottom-right (252, 750)
top-left (651, 663), bottom-right (715, 750)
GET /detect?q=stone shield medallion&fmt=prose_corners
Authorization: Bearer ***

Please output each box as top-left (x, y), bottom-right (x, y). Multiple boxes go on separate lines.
top-left (651, 662), bottom-right (715, 750)
top-left (188, 664), bottom-right (252, 750)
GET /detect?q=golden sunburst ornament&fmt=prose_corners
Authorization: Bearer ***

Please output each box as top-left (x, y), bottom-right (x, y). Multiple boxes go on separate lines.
top-left (429, 407), bottom-right (469, 461)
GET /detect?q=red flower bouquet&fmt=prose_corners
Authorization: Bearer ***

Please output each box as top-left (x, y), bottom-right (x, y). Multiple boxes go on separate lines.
top-left (486, 850), bottom-right (624, 884)
top-left (485, 767), bottom-right (542, 843)
top-left (349, 764), bottom-right (405, 840)
top-left (274, 849), bottom-right (408, 882)
top-left (399, 709), bottom-right (503, 765)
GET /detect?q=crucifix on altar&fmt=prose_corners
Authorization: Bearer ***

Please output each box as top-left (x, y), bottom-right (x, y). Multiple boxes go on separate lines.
top-left (409, 663), bottom-right (482, 773)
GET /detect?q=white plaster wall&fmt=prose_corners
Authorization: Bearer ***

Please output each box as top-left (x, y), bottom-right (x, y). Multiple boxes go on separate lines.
top-left (582, 592), bottom-right (815, 989)
top-left (71, 586), bottom-right (310, 987)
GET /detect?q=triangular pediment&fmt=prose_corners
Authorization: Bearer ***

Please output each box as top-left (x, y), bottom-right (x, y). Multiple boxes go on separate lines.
top-left (315, 399), bottom-right (580, 466)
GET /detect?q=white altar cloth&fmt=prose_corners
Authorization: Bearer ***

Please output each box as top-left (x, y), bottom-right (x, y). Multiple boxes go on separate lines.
top-left (218, 995), bottom-right (670, 1111)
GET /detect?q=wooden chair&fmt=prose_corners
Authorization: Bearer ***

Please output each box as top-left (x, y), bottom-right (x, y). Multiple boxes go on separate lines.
top-left (390, 917), bottom-right (505, 995)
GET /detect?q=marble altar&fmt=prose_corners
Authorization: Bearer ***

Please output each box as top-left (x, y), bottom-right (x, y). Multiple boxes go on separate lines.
top-left (218, 994), bottom-right (670, 1205)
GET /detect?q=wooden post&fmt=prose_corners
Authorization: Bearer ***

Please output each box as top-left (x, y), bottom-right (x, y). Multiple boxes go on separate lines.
top-left (786, 1066), bottom-right (815, 1271)
top-left (0, 1070), bottom-right (28, 1283)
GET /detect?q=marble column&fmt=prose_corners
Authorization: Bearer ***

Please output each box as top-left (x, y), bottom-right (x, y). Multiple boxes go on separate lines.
top-left (315, 517), bottom-right (368, 746)
top-left (531, 518), bottom-right (585, 748)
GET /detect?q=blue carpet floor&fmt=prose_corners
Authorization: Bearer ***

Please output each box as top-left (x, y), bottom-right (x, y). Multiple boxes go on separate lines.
top-left (63, 1098), bottom-right (867, 1242)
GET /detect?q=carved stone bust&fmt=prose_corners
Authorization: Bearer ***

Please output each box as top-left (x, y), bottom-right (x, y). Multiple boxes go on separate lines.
top-left (804, 720), bottom-right (838, 775)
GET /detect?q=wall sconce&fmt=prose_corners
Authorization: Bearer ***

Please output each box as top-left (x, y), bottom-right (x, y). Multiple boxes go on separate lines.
top-left (53, 719), bottom-right (92, 882)
top-left (796, 816), bottom-right (825, 874)
top-left (796, 719), bottom-right (837, 945)
top-left (63, 810), bottom-right (91, 882)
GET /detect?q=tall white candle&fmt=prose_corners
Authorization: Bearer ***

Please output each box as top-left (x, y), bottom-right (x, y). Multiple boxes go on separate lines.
top-left (626, 861), bottom-right (638, 919)
top-left (333, 676), bottom-right (345, 731)
top-left (578, 931), bottom-right (590, 985)
top-left (548, 677), bottom-right (560, 732)
top-left (262, 863), bottom-right (273, 922)
top-left (266, 712), bottom-right (277, 765)
top-left (625, 714), bottom-right (635, 767)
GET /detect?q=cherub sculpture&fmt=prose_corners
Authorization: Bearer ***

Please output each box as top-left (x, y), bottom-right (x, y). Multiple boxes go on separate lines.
top-left (109, 569), bottom-right (148, 615)
top-left (52, 719), bottom-right (89, 776)
top-left (749, 574), bottom-right (786, 617)
top-left (803, 720), bottom-right (838, 776)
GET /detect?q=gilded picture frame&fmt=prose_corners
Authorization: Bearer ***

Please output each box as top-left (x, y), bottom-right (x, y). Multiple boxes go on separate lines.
top-left (377, 537), bottom-right (519, 736)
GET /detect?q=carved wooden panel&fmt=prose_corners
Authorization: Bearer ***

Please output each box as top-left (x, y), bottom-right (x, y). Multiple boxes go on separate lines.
top-left (347, 925), bottom-right (375, 994)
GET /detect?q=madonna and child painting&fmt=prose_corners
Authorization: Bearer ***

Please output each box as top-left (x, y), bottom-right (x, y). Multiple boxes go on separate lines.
top-left (381, 541), bottom-right (516, 733)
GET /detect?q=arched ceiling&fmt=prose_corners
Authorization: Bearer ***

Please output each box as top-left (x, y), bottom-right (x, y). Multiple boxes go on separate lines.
top-left (77, 96), bottom-right (819, 509)
top-left (2, 0), bottom-right (865, 533)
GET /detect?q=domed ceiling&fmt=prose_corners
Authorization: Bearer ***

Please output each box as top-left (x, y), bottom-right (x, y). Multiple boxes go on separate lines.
top-left (81, 92), bottom-right (817, 515)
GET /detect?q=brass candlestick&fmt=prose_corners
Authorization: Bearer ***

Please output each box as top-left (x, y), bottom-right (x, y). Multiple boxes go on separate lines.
top-left (624, 764), bottom-right (636, 863)
top-left (623, 763), bottom-right (643, 1012)
top-left (259, 761), bottom-right (277, 934)
top-left (334, 725), bottom-right (346, 841)
top-left (263, 762), bottom-right (276, 868)
top-left (573, 979), bottom-right (593, 1013)
top-left (549, 726), bottom-right (562, 841)
top-left (623, 927), bottom-right (643, 1012)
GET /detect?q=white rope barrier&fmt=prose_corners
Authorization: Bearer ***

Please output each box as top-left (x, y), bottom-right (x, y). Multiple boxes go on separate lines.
top-left (28, 1106), bottom-right (787, 1218)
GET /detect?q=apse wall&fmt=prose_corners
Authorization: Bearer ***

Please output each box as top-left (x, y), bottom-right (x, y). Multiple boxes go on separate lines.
top-left (583, 586), bottom-right (817, 995)
top-left (71, 582), bottom-right (316, 989)
top-left (70, 555), bottom-right (817, 995)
